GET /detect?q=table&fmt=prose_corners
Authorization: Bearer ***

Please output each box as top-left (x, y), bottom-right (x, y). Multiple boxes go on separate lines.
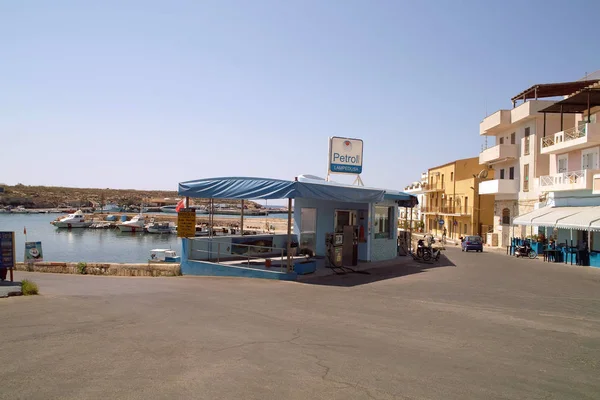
top-left (544, 249), bottom-right (561, 263)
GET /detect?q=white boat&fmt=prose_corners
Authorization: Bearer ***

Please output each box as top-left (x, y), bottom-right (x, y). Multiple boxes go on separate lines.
top-left (149, 249), bottom-right (181, 263)
top-left (146, 221), bottom-right (176, 234)
top-left (11, 206), bottom-right (29, 214)
top-left (101, 203), bottom-right (123, 212)
top-left (117, 214), bottom-right (146, 233)
top-left (52, 210), bottom-right (93, 228)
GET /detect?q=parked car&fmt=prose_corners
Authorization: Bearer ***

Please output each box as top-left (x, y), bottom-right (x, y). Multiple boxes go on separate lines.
top-left (461, 235), bottom-right (483, 252)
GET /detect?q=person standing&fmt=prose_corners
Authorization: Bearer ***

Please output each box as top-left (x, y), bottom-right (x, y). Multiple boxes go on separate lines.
top-left (442, 227), bottom-right (447, 244)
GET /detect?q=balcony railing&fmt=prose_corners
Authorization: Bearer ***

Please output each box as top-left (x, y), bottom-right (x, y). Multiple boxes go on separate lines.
top-left (542, 125), bottom-right (587, 148)
top-left (422, 182), bottom-right (445, 192)
top-left (420, 206), bottom-right (472, 215)
top-left (539, 169), bottom-right (598, 191)
top-left (540, 170), bottom-right (585, 187)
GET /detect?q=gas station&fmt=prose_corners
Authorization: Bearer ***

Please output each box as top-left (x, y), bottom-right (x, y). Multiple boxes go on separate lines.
top-left (177, 137), bottom-right (417, 280)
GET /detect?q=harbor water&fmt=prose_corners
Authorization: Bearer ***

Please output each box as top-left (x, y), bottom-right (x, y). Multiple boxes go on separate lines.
top-left (0, 213), bottom-right (288, 263)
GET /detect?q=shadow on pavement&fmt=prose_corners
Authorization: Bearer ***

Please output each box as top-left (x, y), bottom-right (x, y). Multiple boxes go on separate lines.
top-left (300, 254), bottom-right (456, 287)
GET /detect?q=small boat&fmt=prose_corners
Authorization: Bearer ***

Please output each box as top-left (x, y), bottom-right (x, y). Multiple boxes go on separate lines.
top-left (52, 210), bottom-right (93, 228)
top-left (117, 214), bottom-right (146, 233)
top-left (101, 203), bottom-right (123, 212)
top-left (11, 206), bottom-right (29, 214)
top-left (146, 221), bottom-right (176, 234)
top-left (149, 249), bottom-right (181, 263)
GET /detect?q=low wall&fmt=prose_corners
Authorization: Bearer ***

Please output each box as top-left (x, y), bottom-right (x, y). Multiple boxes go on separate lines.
top-left (15, 262), bottom-right (180, 277)
top-left (181, 259), bottom-right (297, 281)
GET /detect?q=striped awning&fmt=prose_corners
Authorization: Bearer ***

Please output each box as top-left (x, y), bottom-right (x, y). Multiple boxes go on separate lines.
top-left (514, 206), bottom-right (600, 231)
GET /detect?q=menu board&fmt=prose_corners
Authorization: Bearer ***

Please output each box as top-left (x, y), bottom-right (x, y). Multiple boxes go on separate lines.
top-left (0, 231), bottom-right (15, 269)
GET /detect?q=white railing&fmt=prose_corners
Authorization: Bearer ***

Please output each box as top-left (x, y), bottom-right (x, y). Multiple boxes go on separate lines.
top-left (541, 137), bottom-right (555, 148)
top-left (542, 124), bottom-right (587, 148)
top-left (566, 125), bottom-right (587, 140)
top-left (539, 170), bottom-right (586, 188)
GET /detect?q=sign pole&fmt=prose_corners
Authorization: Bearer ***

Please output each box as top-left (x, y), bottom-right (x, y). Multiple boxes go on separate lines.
top-left (10, 232), bottom-right (14, 282)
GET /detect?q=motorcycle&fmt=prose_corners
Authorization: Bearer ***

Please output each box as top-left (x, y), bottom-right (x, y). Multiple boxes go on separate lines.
top-left (413, 237), bottom-right (441, 262)
top-left (515, 241), bottom-right (537, 259)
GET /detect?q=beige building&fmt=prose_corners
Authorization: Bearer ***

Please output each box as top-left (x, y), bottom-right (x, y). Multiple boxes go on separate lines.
top-left (421, 157), bottom-right (494, 240)
top-left (478, 80), bottom-right (596, 247)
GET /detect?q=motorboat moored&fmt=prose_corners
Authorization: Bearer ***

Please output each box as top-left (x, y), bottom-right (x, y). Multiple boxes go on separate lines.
top-left (52, 210), bottom-right (93, 228)
top-left (117, 214), bottom-right (146, 233)
top-left (146, 221), bottom-right (176, 234)
top-left (149, 249), bottom-right (181, 263)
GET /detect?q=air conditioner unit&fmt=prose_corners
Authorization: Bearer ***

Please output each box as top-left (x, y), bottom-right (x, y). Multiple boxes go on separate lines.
top-left (441, 194), bottom-right (445, 199)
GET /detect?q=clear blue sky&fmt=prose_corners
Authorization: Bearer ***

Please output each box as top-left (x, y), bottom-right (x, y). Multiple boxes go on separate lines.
top-left (2, 0), bottom-right (599, 191)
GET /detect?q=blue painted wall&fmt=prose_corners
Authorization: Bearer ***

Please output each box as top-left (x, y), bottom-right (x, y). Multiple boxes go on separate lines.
top-left (180, 239), bottom-right (297, 280)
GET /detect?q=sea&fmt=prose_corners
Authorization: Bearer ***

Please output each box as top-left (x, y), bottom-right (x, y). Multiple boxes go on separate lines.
top-left (0, 213), bottom-right (288, 263)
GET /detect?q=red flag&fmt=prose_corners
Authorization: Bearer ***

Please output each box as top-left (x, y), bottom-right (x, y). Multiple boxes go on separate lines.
top-left (175, 199), bottom-right (185, 212)
top-left (24, 226), bottom-right (27, 235)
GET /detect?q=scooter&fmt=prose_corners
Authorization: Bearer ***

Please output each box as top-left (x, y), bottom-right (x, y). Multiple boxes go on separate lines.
top-left (515, 241), bottom-right (537, 259)
top-left (413, 237), bottom-right (441, 262)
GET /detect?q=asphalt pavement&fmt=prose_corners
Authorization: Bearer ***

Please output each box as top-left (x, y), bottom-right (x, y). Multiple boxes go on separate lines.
top-left (1, 248), bottom-right (600, 400)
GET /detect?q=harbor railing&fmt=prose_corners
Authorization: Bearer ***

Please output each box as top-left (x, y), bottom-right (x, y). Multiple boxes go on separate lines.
top-left (189, 239), bottom-right (288, 272)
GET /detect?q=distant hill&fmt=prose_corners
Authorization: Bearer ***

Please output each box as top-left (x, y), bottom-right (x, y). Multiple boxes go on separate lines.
top-left (0, 184), bottom-right (257, 209)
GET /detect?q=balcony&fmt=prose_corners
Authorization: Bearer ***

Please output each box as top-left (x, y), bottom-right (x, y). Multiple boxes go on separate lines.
top-left (479, 179), bottom-right (519, 196)
top-left (540, 122), bottom-right (600, 155)
top-left (421, 206), bottom-right (472, 215)
top-left (420, 172), bottom-right (428, 183)
top-left (422, 182), bottom-right (445, 192)
top-left (539, 169), bottom-right (600, 192)
top-left (510, 100), bottom-right (555, 124)
top-left (480, 110), bottom-right (511, 135)
top-left (479, 144), bottom-right (518, 165)
top-left (404, 183), bottom-right (424, 194)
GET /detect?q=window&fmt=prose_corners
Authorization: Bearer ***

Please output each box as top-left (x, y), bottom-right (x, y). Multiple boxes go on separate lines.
top-left (464, 224), bottom-right (468, 235)
top-left (524, 127), bottom-right (531, 155)
top-left (499, 137), bottom-right (504, 145)
top-left (450, 172), bottom-right (454, 181)
top-left (500, 169), bottom-right (505, 179)
top-left (502, 208), bottom-right (510, 225)
top-left (511, 132), bottom-right (516, 144)
top-left (300, 208), bottom-right (317, 255)
top-left (557, 154), bottom-right (568, 173)
top-left (374, 206), bottom-right (393, 239)
top-left (523, 164), bottom-right (529, 191)
top-left (464, 197), bottom-right (468, 214)
top-left (509, 167), bottom-right (515, 180)
top-left (582, 148), bottom-right (599, 170)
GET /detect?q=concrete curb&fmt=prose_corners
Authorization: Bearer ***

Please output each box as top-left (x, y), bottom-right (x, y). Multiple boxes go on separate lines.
top-left (14, 262), bottom-right (181, 277)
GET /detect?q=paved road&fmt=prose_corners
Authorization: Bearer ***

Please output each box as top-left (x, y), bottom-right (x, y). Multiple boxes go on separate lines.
top-left (1, 249), bottom-right (600, 399)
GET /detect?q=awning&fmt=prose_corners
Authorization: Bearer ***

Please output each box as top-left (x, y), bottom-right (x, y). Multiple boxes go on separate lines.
top-left (538, 88), bottom-right (600, 114)
top-left (556, 207), bottom-right (600, 231)
top-left (178, 177), bottom-right (417, 205)
top-left (530, 207), bottom-right (590, 227)
top-left (513, 206), bottom-right (600, 230)
top-left (512, 207), bottom-right (557, 225)
top-left (511, 80), bottom-right (599, 103)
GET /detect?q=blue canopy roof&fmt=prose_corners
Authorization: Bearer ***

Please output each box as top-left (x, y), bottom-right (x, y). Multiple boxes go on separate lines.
top-left (178, 177), bottom-right (417, 206)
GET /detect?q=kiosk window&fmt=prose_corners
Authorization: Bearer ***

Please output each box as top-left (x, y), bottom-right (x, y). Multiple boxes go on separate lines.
top-left (374, 206), bottom-right (393, 239)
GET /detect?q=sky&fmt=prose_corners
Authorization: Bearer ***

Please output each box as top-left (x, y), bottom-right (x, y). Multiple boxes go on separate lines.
top-left (2, 0), bottom-right (600, 192)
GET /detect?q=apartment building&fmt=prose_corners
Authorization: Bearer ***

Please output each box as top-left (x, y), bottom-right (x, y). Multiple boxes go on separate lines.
top-left (480, 79), bottom-right (600, 247)
top-left (401, 171), bottom-right (428, 231)
top-left (421, 157), bottom-right (494, 240)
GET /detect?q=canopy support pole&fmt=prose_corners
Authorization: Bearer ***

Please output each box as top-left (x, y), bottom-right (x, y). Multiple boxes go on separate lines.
top-left (587, 90), bottom-right (591, 123)
top-left (287, 198), bottom-right (293, 273)
top-left (185, 196), bottom-right (189, 208)
top-left (240, 199), bottom-right (244, 236)
top-left (543, 112), bottom-right (546, 138)
top-left (560, 105), bottom-right (564, 131)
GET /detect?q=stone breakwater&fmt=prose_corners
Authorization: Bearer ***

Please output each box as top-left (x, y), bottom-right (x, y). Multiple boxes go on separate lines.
top-left (15, 262), bottom-right (180, 277)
